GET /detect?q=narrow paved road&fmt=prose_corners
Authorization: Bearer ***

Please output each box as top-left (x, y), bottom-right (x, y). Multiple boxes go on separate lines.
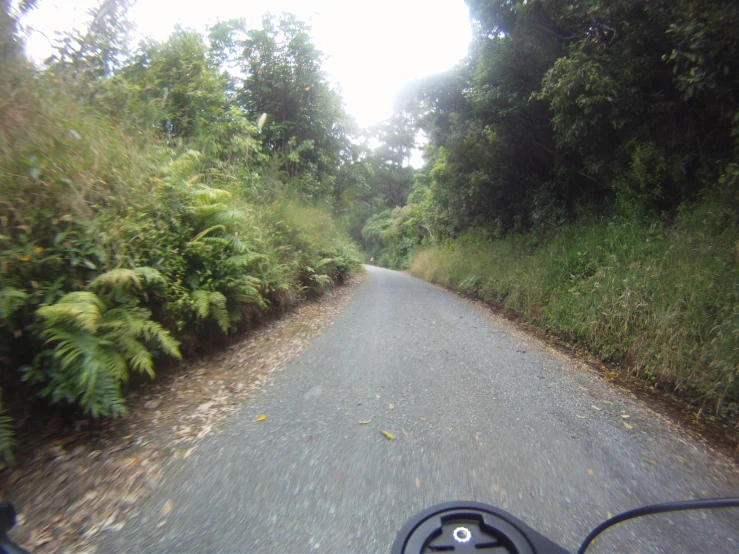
top-left (102, 266), bottom-right (738, 553)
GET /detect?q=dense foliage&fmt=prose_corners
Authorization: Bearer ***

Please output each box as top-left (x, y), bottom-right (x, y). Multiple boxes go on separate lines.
top-left (0, 1), bottom-right (362, 461)
top-left (369, 0), bottom-right (739, 419)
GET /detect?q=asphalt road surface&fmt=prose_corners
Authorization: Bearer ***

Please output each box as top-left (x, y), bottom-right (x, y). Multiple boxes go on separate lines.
top-left (101, 266), bottom-right (739, 553)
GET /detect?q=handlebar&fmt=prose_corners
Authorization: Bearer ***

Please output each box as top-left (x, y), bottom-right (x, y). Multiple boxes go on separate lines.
top-left (1, 497), bottom-right (737, 553)
top-left (0, 502), bottom-right (30, 554)
top-left (392, 498), bottom-right (739, 554)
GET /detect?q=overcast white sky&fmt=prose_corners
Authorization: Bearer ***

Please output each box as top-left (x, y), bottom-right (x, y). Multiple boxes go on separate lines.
top-left (21, 0), bottom-right (472, 128)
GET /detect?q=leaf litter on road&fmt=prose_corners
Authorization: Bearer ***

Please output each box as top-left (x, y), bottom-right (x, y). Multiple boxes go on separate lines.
top-left (381, 431), bottom-right (396, 440)
top-left (358, 420), bottom-right (371, 425)
top-left (160, 500), bottom-right (173, 517)
top-left (255, 414), bottom-right (267, 422)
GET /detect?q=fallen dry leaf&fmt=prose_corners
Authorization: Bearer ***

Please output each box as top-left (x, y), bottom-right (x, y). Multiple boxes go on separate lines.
top-left (358, 420), bottom-right (371, 425)
top-left (255, 414), bottom-right (267, 422)
top-left (415, 478), bottom-right (421, 488)
top-left (376, 394), bottom-right (381, 399)
top-left (587, 469), bottom-right (594, 476)
top-left (160, 500), bottom-right (173, 517)
top-left (402, 427), bottom-right (409, 438)
top-left (381, 431), bottom-right (396, 440)
top-left (419, 417), bottom-right (427, 422)
top-left (623, 421), bottom-right (633, 430)
top-left (592, 405), bottom-right (601, 411)
top-left (389, 403), bottom-right (395, 410)
top-left (621, 414), bottom-right (630, 419)
top-left (645, 459), bottom-right (656, 466)
top-left (576, 415), bottom-right (586, 419)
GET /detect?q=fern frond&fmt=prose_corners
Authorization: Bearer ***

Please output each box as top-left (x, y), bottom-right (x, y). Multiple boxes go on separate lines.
top-left (38, 325), bottom-right (128, 418)
top-left (76, 350), bottom-right (128, 419)
top-left (191, 203), bottom-right (230, 219)
top-left (208, 291), bottom-right (230, 333)
top-left (210, 209), bottom-right (247, 226)
top-left (165, 150), bottom-right (201, 179)
top-left (192, 186), bottom-right (231, 202)
top-left (89, 268), bottom-right (141, 291)
top-left (134, 267), bottom-right (167, 288)
top-left (101, 307), bottom-right (181, 362)
top-left (0, 287), bottom-right (28, 323)
top-left (191, 290), bottom-right (211, 319)
top-left (315, 258), bottom-right (336, 268)
top-left (36, 292), bottom-right (105, 333)
top-left (190, 290), bottom-right (230, 332)
top-left (226, 253), bottom-right (265, 268)
top-left (37, 299), bottom-right (180, 419)
top-left (107, 333), bottom-right (154, 377)
top-left (188, 225), bottom-right (226, 245)
top-left (201, 237), bottom-right (232, 249)
top-left (131, 318), bottom-right (181, 359)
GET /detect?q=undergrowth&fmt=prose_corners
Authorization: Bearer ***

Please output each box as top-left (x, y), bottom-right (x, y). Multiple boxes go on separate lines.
top-left (0, 64), bottom-right (361, 462)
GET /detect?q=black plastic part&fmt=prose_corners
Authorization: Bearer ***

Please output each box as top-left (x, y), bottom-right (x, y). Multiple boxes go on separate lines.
top-left (0, 502), bottom-right (30, 554)
top-left (392, 502), bottom-right (571, 554)
top-left (576, 497), bottom-right (739, 554)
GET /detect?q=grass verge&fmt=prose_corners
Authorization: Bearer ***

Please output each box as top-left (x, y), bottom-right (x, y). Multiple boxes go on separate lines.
top-left (410, 202), bottom-right (739, 424)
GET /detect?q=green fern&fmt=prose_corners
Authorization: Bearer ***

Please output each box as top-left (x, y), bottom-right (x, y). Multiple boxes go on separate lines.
top-left (191, 203), bottom-right (230, 219)
top-left (226, 252), bottom-right (265, 268)
top-left (35, 292), bottom-right (105, 333)
top-left (99, 307), bottom-right (181, 376)
top-left (188, 225), bottom-right (226, 246)
top-left (164, 150), bottom-right (202, 179)
top-left (191, 290), bottom-right (230, 332)
top-left (89, 267), bottom-right (167, 300)
top-left (33, 290), bottom-right (181, 419)
top-left (0, 287), bottom-right (28, 326)
top-left (192, 186), bottom-right (231, 202)
top-left (38, 325), bottom-right (128, 417)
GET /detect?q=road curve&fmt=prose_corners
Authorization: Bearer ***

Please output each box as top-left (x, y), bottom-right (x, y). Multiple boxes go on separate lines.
top-left (101, 266), bottom-right (738, 553)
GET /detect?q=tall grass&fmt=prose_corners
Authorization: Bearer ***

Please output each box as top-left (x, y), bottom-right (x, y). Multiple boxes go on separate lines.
top-left (411, 204), bottom-right (739, 420)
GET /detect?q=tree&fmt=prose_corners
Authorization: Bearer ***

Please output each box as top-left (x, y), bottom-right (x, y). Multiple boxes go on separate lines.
top-left (238, 13), bottom-right (350, 193)
top-left (367, 113), bottom-right (417, 207)
top-left (47, 0), bottom-right (134, 82)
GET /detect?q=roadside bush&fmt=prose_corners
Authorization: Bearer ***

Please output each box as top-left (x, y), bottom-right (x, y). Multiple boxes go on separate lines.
top-left (0, 65), bottom-right (361, 462)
